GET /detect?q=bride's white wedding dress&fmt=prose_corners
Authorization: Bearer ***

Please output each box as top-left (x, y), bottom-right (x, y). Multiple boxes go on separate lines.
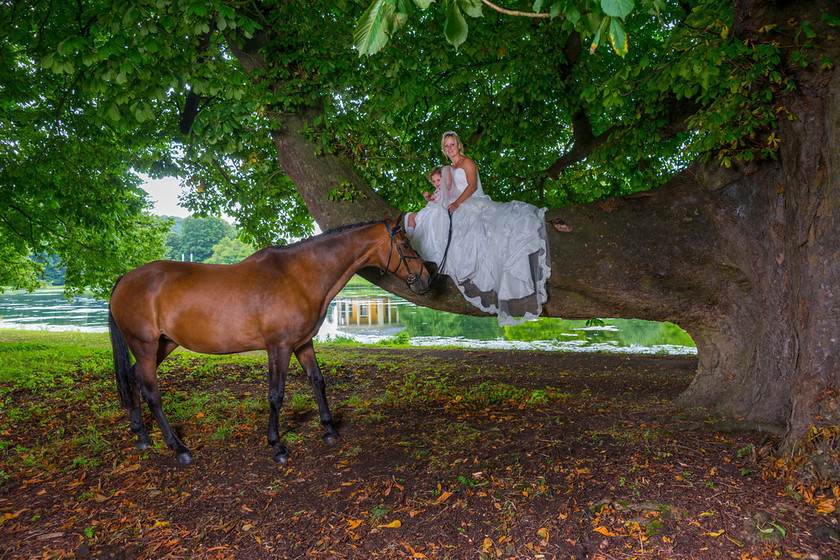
top-left (409, 166), bottom-right (550, 326)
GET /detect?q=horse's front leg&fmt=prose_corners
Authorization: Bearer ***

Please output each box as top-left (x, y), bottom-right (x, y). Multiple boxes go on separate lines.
top-left (267, 346), bottom-right (292, 463)
top-left (295, 341), bottom-right (339, 444)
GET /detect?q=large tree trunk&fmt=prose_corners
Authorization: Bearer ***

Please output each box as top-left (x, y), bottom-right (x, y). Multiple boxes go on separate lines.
top-left (232, 0), bottom-right (840, 458)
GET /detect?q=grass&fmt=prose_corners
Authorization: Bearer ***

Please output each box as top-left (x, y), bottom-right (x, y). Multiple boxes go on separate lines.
top-left (0, 330), bottom-right (112, 382)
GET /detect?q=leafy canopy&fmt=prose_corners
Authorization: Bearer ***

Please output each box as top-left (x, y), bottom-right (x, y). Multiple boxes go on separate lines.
top-left (3, 0), bottom-right (808, 296)
top-left (1, 0), bottom-right (174, 296)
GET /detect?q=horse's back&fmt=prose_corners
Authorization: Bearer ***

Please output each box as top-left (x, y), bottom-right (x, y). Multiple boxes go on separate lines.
top-left (112, 260), bottom-right (259, 350)
top-left (110, 257), bottom-right (319, 354)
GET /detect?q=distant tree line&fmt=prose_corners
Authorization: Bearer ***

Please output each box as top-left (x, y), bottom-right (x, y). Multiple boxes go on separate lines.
top-left (163, 216), bottom-right (254, 264)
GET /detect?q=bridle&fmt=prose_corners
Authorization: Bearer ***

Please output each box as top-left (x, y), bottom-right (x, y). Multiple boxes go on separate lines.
top-left (382, 222), bottom-right (425, 286)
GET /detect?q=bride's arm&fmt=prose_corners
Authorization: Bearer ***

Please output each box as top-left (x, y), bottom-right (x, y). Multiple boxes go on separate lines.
top-left (449, 158), bottom-right (478, 212)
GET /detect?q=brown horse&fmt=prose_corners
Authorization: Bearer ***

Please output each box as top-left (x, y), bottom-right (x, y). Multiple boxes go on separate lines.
top-left (109, 215), bottom-right (430, 464)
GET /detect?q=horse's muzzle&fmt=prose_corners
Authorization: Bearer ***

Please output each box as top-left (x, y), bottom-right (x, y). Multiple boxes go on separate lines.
top-left (408, 273), bottom-right (432, 295)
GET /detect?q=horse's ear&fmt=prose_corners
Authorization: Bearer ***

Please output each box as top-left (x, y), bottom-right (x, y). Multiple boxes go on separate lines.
top-left (388, 213), bottom-right (405, 231)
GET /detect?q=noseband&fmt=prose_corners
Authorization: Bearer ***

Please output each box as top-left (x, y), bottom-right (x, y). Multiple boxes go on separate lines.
top-left (383, 222), bottom-right (425, 286)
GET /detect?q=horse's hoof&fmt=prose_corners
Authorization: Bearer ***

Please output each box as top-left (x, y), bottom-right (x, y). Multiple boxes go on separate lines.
top-left (175, 449), bottom-right (193, 465)
top-left (135, 441), bottom-right (150, 451)
top-left (323, 433), bottom-right (340, 446)
top-left (273, 450), bottom-right (290, 464)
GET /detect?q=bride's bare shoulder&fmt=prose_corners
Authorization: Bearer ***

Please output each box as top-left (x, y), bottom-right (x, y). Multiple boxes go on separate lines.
top-left (453, 157), bottom-right (476, 174)
top-left (460, 157), bottom-right (476, 171)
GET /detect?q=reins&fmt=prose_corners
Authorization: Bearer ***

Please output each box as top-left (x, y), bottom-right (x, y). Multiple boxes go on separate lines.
top-left (430, 211), bottom-right (454, 283)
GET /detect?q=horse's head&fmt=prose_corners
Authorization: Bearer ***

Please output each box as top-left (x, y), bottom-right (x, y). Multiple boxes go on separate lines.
top-left (382, 214), bottom-right (432, 294)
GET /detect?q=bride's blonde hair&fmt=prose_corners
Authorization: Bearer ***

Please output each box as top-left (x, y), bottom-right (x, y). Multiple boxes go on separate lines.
top-left (441, 131), bottom-right (464, 156)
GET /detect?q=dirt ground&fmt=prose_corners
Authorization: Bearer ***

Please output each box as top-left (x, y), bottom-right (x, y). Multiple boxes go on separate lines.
top-left (1, 347), bottom-right (838, 559)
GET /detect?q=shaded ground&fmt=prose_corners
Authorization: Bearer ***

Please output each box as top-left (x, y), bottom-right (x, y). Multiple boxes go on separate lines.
top-left (1, 347), bottom-right (838, 559)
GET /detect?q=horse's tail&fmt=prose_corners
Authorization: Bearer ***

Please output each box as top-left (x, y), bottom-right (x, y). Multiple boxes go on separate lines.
top-left (109, 277), bottom-right (135, 409)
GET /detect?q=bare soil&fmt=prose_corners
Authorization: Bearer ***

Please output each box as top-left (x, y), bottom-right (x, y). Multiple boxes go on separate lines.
top-left (1, 347), bottom-right (838, 559)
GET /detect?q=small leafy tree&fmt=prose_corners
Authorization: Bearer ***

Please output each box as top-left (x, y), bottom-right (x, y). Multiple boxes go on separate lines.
top-left (205, 236), bottom-right (255, 264)
top-left (176, 216), bottom-right (235, 263)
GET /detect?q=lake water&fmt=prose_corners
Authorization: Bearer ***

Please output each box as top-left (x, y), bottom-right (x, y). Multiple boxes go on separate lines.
top-left (0, 286), bottom-right (696, 355)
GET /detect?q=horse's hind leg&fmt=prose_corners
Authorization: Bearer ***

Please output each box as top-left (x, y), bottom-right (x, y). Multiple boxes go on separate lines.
top-left (126, 365), bottom-right (152, 450)
top-left (134, 347), bottom-right (192, 464)
top-left (129, 338), bottom-right (179, 450)
top-left (295, 341), bottom-right (339, 444)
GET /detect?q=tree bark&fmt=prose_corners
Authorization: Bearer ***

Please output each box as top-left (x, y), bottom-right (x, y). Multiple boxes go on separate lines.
top-left (230, 0), bottom-right (840, 456)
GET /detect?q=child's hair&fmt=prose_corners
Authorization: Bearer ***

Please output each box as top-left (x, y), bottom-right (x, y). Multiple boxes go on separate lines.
top-left (427, 166), bottom-right (443, 182)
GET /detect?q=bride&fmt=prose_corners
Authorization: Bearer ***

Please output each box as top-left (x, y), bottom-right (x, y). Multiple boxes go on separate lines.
top-left (409, 131), bottom-right (551, 326)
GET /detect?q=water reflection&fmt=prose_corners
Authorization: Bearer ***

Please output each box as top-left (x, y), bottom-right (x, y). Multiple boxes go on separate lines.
top-left (319, 286), bottom-right (695, 355)
top-left (0, 285), bottom-right (696, 354)
top-left (331, 297), bottom-right (402, 335)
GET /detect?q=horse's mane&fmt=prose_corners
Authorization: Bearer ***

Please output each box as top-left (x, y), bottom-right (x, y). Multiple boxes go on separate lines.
top-left (259, 219), bottom-right (388, 253)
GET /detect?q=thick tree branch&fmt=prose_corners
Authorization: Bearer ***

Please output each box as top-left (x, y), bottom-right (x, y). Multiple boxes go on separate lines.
top-left (544, 110), bottom-right (618, 179)
top-left (544, 95), bottom-right (701, 179)
top-left (178, 28), bottom-right (216, 136)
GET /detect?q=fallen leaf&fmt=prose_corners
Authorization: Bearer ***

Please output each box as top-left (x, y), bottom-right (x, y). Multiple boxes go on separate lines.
top-left (482, 537), bottom-right (494, 553)
top-left (815, 498), bottom-right (837, 514)
top-left (378, 520), bottom-right (402, 528)
top-left (537, 527), bottom-right (550, 541)
top-left (435, 491), bottom-right (453, 504)
top-left (112, 463), bottom-right (140, 476)
top-left (594, 526), bottom-right (617, 537)
top-left (4, 510), bottom-right (26, 520)
top-left (347, 519), bottom-right (363, 530)
top-left (404, 543), bottom-right (427, 559)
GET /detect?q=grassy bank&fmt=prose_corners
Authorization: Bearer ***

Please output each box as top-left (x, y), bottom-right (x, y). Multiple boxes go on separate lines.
top-left (0, 330), bottom-right (112, 382)
top-left (0, 324), bottom-right (404, 383)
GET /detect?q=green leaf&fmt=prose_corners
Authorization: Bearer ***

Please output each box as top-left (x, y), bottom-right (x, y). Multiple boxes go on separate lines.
top-left (564, 4), bottom-right (580, 23)
top-left (533, 0), bottom-right (545, 12)
top-left (354, 0), bottom-right (397, 56)
top-left (609, 17), bottom-right (628, 56)
top-left (458, 0), bottom-right (483, 19)
top-left (41, 53), bottom-right (55, 70)
top-left (601, 0), bottom-right (634, 19)
top-left (413, 0), bottom-right (434, 8)
top-left (822, 13), bottom-right (840, 27)
top-left (589, 16), bottom-right (610, 54)
top-left (444, 1), bottom-right (468, 48)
